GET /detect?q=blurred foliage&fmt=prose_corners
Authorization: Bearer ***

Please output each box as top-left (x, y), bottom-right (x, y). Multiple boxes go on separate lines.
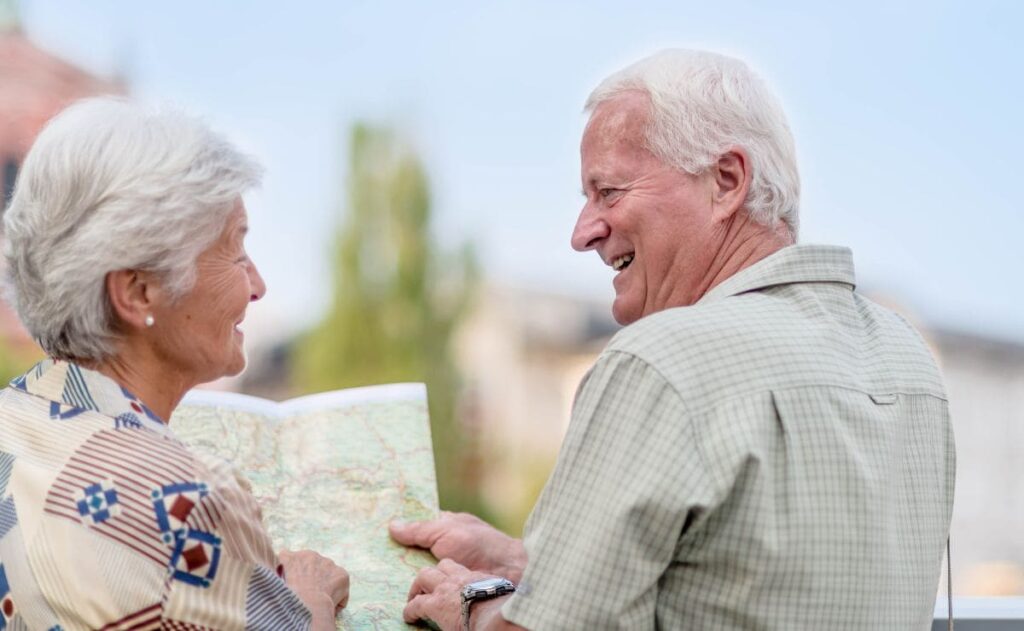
top-left (293, 123), bottom-right (485, 516)
top-left (493, 451), bottom-right (558, 538)
top-left (0, 334), bottom-right (43, 384)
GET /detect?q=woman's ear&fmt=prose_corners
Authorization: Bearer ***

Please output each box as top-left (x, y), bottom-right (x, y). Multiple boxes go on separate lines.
top-left (105, 270), bottom-right (157, 331)
top-left (710, 147), bottom-right (752, 223)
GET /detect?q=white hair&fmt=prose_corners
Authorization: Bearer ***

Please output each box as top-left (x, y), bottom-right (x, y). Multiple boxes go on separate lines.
top-left (4, 97), bottom-right (263, 361)
top-left (586, 49), bottom-right (800, 235)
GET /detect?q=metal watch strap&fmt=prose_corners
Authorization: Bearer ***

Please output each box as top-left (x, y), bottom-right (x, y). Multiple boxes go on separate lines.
top-left (461, 590), bottom-right (493, 631)
top-left (462, 597), bottom-right (473, 631)
top-left (461, 578), bottom-right (516, 631)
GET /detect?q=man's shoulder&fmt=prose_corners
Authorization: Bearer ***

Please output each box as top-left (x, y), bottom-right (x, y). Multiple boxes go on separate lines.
top-left (601, 286), bottom-right (945, 408)
top-left (610, 294), bottom-right (750, 338)
top-left (604, 291), bottom-right (791, 366)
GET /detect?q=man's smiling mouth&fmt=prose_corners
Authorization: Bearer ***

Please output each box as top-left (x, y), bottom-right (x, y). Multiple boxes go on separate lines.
top-left (611, 253), bottom-right (635, 271)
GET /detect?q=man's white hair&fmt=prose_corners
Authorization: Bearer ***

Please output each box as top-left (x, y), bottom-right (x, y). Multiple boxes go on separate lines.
top-left (586, 49), bottom-right (800, 235)
top-left (4, 97), bottom-right (263, 361)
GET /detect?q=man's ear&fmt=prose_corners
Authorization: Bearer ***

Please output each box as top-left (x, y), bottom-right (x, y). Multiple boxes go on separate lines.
top-left (710, 147), bottom-right (752, 222)
top-left (105, 270), bottom-right (157, 332)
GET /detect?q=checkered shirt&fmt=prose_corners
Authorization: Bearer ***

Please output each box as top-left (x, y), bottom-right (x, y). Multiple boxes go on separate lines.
top-left (503, 244), bottom-right (955, 630)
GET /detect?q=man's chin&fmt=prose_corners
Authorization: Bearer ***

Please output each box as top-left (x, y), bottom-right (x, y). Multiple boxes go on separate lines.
top-left (611, 300), bottom-right (641, 326)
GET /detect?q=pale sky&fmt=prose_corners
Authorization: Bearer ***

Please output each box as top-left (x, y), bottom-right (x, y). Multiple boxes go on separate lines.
top-left (18, 0), bottom-right (1024, 345)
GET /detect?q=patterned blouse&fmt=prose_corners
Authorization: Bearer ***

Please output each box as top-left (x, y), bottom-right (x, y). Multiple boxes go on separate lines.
top-left (0, 359), bottom-right (312, 630)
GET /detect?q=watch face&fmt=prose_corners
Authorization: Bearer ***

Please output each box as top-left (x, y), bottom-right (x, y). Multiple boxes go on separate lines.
top-left (469, 578), bottom-right (509, 591)
top-left (463, 577), bottom-right (515, 603)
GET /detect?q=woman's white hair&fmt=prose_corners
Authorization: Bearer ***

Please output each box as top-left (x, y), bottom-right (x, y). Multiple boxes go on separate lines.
top-left (4, 97), bottom-right (262, 361)
top-left (586, 49), bottom-right (800, 235)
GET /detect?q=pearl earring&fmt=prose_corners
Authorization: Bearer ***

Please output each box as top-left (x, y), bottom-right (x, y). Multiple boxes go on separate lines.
top-left (144, 315), bottom-right (155, 327)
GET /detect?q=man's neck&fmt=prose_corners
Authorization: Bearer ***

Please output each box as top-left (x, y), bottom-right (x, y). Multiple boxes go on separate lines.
top-left (79, 345), bottom-right (192, 423)
top-left (691, 212), bottom-right (794, 303)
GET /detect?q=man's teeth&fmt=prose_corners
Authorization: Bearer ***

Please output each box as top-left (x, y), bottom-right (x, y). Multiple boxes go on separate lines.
top-left (611, 253), bottom-right (634, 271)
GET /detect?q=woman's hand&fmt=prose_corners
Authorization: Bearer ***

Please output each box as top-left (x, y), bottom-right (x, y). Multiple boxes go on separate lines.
top-left (279, 549), bottom-right (349, 631)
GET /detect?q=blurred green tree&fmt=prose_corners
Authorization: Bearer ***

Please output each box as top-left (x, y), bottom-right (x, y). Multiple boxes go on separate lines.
top-left (0, 327), bottom-right (44, 384)
top-left (293, 123), bottom-right (482, 514)
top-left (0, 345), bottom-right (34, 383)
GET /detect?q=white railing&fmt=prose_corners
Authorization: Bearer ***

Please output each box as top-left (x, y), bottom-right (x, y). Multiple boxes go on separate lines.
top-left (933, 597), bottom-right (1024, 630)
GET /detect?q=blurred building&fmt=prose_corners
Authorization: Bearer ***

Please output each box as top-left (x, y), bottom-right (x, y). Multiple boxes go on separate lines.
top-left (935, 331), bottom-right (1024, 595)
top-left (452, 284), bottom-right (617, 531)
top-left (0, 0), bottom-right (125, 357)
top-left (0, 1), bottom-right (125, 207)
top-left (454, 283), bottom-right (1024, 584)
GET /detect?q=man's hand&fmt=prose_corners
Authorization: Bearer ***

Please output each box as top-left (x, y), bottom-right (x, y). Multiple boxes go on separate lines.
top-left (389, 511), bottom-right (527, 582)
top-left (280, 549), bottom-right (349, 631)
top-left (404, 559), bottom-right (520, 631)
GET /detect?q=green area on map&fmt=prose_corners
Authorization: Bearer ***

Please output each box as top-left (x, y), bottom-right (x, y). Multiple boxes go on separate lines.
top-left (170, 390), bottom-right (438, 630)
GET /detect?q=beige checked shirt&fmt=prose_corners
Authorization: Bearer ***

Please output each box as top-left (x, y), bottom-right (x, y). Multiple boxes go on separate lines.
top-left (502, 244), bottom-right (955, 630)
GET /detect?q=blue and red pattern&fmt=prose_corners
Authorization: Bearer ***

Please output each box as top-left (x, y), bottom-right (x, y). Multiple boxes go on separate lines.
top-left (76, 480), bottom-right (121, 525)
top-left (44, 430), bottom-right (211, 567)
top-left (152, 482), bottom-right (209, 546)
top-left (169, 528), bottom-right (222, 588)
top-left (4, 360), bottom-right (311, 628)
top-left (0, 564), bottom-right (14, 629)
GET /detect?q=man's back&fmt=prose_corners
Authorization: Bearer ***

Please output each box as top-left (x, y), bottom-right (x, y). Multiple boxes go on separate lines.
top-left (505, 245), bottom-right (954, 630)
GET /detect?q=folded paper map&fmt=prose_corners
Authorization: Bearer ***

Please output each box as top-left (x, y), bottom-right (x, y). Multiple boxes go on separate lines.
top-left (170, 383), bottom-right (439, 630)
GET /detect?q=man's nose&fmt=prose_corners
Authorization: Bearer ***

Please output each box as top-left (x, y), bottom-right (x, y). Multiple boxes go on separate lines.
top-left (571, 202), bottom-right (610, 252)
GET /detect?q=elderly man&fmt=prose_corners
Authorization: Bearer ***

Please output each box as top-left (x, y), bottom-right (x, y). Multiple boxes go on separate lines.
top-left (392, 49), bottom-right (955, 630)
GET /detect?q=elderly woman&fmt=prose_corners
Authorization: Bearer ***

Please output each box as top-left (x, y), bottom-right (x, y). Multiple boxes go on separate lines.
top-left (0, 98), bottom-right (347, 630)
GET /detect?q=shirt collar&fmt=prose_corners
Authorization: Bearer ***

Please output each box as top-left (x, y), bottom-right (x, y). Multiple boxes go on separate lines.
top-left (697, 244), bottom-right (857, 306)
top-left (11, 358), bottom-right (170, 436)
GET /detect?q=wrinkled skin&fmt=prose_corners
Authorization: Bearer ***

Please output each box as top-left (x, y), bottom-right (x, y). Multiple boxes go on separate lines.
top-left (280, 549), bottom-right (350, 630)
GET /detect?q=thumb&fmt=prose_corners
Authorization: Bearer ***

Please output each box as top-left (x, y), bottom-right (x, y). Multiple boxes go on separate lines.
top-left (389, 519), bottom-right (439, 549)
top-left (389, 520), bottom-right (415, 544)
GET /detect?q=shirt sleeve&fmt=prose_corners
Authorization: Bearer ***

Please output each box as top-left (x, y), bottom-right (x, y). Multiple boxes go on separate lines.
top-left (158, 451), bottom-right (314, 630)
top-left (502, 350), bottom-right (717, 630)
top-left (6, 421), bottom-right (312, 630)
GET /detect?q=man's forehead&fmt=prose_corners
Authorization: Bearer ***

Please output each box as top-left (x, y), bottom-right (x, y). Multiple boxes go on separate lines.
top-left (583, 93), bottom-right (648, 151)
top-left (588, 92), bottom-right (648, 130)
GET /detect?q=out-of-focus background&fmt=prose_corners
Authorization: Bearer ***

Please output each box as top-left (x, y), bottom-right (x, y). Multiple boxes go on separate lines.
top-left (1, 0), bottom-right (1021, 597)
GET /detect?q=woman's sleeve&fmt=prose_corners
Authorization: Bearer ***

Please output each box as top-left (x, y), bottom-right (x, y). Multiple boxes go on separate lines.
top-left (4, 422), bottom-right (313, 629)
top-left (157, 450), bottom-right (315, 629)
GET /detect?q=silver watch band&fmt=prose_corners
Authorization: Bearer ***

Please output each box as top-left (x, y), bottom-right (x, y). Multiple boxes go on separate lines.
top-left (460, 578), bottom-right (516, 631)
top-left (462, 598), bottom-right (473, 631)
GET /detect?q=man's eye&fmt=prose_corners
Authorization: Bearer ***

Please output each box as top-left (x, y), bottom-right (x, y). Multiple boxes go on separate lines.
top-left (599, 188), bottom-right (616, 198)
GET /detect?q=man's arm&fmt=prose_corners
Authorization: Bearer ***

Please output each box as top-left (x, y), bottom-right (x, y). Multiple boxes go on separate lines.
top-left (401, 559), bottom-right (528, 631)
top-left (496, 351), bottom-right (717, 628)
top-left (397, 352), bottom-right (716, 628)
top-left (473, 598), bottom-right (527, 631)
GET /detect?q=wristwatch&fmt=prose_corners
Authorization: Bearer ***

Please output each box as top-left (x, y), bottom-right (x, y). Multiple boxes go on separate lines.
top-left (460, 577), bottom-right (516, 631)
